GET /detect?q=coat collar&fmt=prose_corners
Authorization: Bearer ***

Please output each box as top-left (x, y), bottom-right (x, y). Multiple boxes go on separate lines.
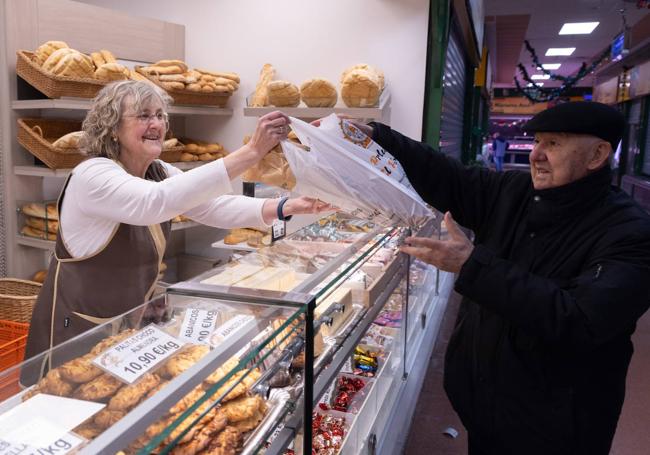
top-left (527, 166), bottom-right (612, 231)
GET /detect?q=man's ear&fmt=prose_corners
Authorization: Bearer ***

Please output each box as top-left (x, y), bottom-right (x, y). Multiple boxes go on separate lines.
top-left (586, 141), bottom-right (612, 170)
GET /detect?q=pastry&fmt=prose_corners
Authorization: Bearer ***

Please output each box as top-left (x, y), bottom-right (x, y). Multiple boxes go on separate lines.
top-left (33, 41), bottom-right (69, 66)
top-left (108, 373), bottom-right (160, 411)
top-left (300, 78), bottom-right (337, 107)
top-left (32, 269), bottom-right (47, 283)
top-left (153, 59), bottom-right (189, 73)
top-left (52, 131), bottom-right (83, 150)
top-left (203, 426), bottom-right (242, 455)
top-left (341, 67), bottom-right (382, 107)
top-left (231, 407), bottom-right (265, 433)
top-left (89, 328), bottom-right (137, 355)
top-left (170, 411), bottom-right (228, 455)
top-left (220, 395), bottom-right (264, 423)
top-left (59, 353), bottom-right (103, 383)
top-left (94, 62), bottom-right (130, 81)
top-left (267, 80), bottom-right (300, 107)
top-left (211, 369), bottom-right (261, 403)
top-left (73, 373), bottom-right (123, 401)
top-left (21, 202), bottom-right (58, 220)
top-left (25, 216), bottom-right (58, 234)
top-left (94, 408), bottom-right (126, 429)
top-left (38, 368), bottom-right (75, 397)
top-left (161, 345), bottom-right (210, 378)
top-left (203, 357), bottom-right (240, 386)
top-left (73, 422), bottom-right (102, 440)
top-left (20, 225), bottom-right (56, 241)
top-left (250, 64), bottom-right (275, 107)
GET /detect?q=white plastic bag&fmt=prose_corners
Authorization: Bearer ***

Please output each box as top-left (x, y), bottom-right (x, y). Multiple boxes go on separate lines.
top-left (283, 116), bottom-right (433, 227)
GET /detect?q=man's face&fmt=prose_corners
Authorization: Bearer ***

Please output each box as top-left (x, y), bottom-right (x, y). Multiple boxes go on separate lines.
top-left (529, 132), bottom-right (601, 190)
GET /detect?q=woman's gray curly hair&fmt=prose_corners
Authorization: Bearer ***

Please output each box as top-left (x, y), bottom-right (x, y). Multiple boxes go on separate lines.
top-left (79, 80), bottom-right (173, 181)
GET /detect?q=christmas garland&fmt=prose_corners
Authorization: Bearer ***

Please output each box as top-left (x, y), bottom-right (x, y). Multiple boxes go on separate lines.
top-left (514, 40), bottom-right (611, 103)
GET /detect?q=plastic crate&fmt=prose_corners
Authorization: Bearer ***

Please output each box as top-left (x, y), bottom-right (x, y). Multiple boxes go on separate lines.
top-left (0, 320), bottom-right (30, 401)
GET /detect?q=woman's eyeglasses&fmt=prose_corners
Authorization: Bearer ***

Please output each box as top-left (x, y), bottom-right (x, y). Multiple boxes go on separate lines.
top-left (124, 112), bottom-right (169, 126)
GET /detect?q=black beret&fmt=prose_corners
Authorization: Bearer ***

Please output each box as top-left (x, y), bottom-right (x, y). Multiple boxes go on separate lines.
top-left (523, 101), bottom-right (624, 150)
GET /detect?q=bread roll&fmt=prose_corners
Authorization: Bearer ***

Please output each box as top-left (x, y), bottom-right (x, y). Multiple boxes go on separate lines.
top-left (186, 82), bottom-right (202, 92)
top-left (21, 202), bottom-right (58, 220)
top-left (341, 63), bottom-right (384, 90)
top-left (160, 81), bottom-right (185, 91)
top-left (341, 69), bottom-right (381, 107)
top-left (90, 51), bottom-right (107, 68)
top-left (153, 59), bottom-right (188, 73)
top-left (198, 152), bottom-right (214, 161)
top-left (300, 78), bottom-right (337, 107)
top-left (20, 225), bottom-right (56, 241)
top-left (180, 152), bottom-right (199, 162)
top-left (159, 73), bottom-right (196, 84)
top-left (163, 138), bottom-right (179, 149)
top-left (52, 131), bottom-right (83, 150)
top-left (129, 71), bottom-right (150, 83)
top-left (25, 216), bottom-right (59, 234)
top-left (267, 80), bottom-right (300, 107)
top-left (139, 65), bottom-right (184, 76)
top-left (195, 69), bottom-right (240, 83)
top-left (250, 64), bottom-right (275, 107)
top-left (34, 41), bottom-right (69, 66)
top-left (94, 62), bottom-right (130, 81)
top-left (100, 50), bottom-right (117, 64)
top-left (32, 270), bottom-right (48, 284)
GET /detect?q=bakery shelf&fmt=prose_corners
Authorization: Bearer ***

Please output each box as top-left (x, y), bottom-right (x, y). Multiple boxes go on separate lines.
top-left (14, 161), bottom-right (208, 177)
top-left (11, 99), bottom-right (233, 116)
top-left (243, 90), bottom-right (390, 120)
top-left (16, 235), bottom-right (55, 251)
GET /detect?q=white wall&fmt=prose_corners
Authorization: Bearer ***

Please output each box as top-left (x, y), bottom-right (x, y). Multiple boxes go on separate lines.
top-left (77, 0), bottom-right (430, 151)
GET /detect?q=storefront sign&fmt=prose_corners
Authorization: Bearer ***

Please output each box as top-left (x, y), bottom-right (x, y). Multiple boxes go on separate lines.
top-left (93, 325), bottom-right (184, 383)
top-left (490, 97), bottom-right (548, 115)
top-left (0, 396), bottom-right (104, 454)
top-left (179, 309), bottom-right (220, 345)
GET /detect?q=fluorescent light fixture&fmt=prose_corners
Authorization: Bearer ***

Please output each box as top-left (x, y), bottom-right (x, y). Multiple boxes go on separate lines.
top-left (559, 22), bottom-right (599, 35)
top-left (527, 83), bottom-right (544, 87)
top-left (546, 47), bottom-right (576, 56)
top-left (541, 63), bottom-right (561, 70)
top-left (531, 74), bottom-right (551, 80)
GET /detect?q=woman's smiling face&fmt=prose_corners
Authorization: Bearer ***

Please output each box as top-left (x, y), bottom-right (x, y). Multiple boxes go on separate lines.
top-left (116, 96), bottom-right (167, 163)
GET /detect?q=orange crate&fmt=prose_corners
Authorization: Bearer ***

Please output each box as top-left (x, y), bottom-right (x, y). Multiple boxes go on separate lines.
top-left (0, 320), bottom-right (29, 401)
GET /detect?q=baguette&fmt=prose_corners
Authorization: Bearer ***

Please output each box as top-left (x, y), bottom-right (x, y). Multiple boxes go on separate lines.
top-left (250, 64), bottom-right (275, 107)
top-left (195, 69), bottom-right (240, 83)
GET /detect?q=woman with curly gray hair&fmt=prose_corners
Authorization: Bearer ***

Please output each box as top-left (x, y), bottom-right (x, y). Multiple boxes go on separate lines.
top-left (24, 80), bottom-right (330, 375)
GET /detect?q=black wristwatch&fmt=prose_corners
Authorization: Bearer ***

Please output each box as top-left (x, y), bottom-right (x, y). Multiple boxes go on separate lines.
top-left (277, 197), bottom-right (293, 221)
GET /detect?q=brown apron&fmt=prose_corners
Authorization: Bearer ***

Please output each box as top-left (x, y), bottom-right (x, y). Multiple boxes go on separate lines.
top-left (22, 170), bottom-right (171, 384)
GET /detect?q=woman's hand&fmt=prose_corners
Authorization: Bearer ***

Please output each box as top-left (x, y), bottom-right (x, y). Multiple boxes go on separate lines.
top-left (224, 111), bottom-right (290, 179)
top-left (248, 111), bottom-right (291, 158)
top-left (262, 197), bottom-right (335, 224)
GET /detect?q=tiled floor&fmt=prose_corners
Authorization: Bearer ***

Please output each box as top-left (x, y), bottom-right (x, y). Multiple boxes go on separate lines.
top-left (404, 293), bottom-right (650, 455)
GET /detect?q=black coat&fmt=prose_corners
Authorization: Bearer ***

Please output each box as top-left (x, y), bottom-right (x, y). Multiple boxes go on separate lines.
top-left (371, 123), bottom-right (650, 455)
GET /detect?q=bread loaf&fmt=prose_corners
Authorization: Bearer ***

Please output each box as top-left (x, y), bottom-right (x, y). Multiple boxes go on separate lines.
top-left (52, 131), bottom-right (83, 150)
top-left (129, 71), bottom-right (150, 83)
top-left (20, 225), bottom-right (56, 241)
top-left (25, 216), bottom-right (59, 234)
top-left (250, 64), bottom-right (275, 107)
top-left (100, 50), bottom-right (117, 64)
top-left (42, 48), bottom-right (78, 72)
top-left (21, 202), bottom-right (58, 220)
top-left (180, 153), bottom-right (199, 162)
top-left (139, 65), bottom-right (184, 76)
top-left (341, 69), bottom-right (381, 107)
top-left (44, 49), bottom-right (95, 79)
top-left (160, 81), bottom-right (185, 91)
top-left (341, 64), bottom-right (384, 90)
top-left (195, 69), bottom-right (240, 83)
top-left (94, 63), bottom-right (130, 81)
top-left (153, 59), bottom-right (188, 73)
top-left (163, 138), bottom-right (179, 149)
top-left (300, 78), bottom-right (337, 107)
top-left (186, 82), bottom-right (202, 92)
top-left (90, 52), bottom-right (106, 68)
top-left (34, 41), bottom-right (69, 66)
top-left (267, 80), bottom-right (300, 107)
top-left (159, 73), bottom-right (196, 84)
top-left (32, 270), bottom-right (48, 284)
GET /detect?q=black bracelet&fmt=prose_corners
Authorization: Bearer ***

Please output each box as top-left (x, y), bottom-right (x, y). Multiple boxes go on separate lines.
top-left (277, 197), bottom-right (293, 221)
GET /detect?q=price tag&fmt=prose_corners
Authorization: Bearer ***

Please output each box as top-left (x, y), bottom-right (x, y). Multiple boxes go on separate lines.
top-left (92, 325), bottom-right (185, 384)
top-left (179, 309), bottom-right (220, 345)
top-left (209, 314), bottom-right (255, 347)
top-left (0, 432), bottom-right (83, 455)
top-left (271, 219), bottom-right (286, 242)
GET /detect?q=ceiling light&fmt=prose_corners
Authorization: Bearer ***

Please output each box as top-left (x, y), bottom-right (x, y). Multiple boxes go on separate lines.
top-left (541, 63), bottom-right (561, 70)
top-left (546, 47), bottom-right (576, 56)
top-left (531, 74), bottom-right (551, 80)
top-left (527, 83), bottom-right (544, 87)
top-left (559, 22), bottom-right (599, 35)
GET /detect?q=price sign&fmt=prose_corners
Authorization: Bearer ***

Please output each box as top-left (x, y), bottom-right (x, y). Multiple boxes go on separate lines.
top-left (179, 309), bottom-right (220, 345)
top-left (209, 314), bottom-right (255, 347)
top-left (93, 325), bottom-right (185, 384)
top-left (271, 219), bottom-right (286, 242)
top-left (0, 417), bottom-right (84, 455)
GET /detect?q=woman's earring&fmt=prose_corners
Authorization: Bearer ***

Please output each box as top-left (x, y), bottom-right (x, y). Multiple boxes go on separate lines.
top-left (111, 134), bottom-right (118, 142)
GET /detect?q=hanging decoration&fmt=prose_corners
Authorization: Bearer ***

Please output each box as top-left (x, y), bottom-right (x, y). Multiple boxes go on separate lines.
top-left (514, 40), bottom-right (611, 103)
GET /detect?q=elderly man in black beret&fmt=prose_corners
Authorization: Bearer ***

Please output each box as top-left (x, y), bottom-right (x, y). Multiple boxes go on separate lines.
top-left (352, 101), bottom-right (650, 454)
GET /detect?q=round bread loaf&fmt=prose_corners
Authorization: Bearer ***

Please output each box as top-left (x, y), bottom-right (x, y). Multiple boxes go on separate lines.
top-left (34, 41), bottom-right (69, 66)
top-left (341, 69), bottom-right (381, 107)
top-left (267, 80), bottom-right (300, 107)
top-left (94, 62), bottom-right (130, 81)
top-left (300, 78), bottom-right (337, 107)
top-left (341, 63), bottom-right (385, 90)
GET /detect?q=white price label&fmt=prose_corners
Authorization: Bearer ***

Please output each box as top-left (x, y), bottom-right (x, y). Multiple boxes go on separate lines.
top-left (209, 315), bottom-right (255, 347)
top-left (0, 418), bottom-right (83, 455)
top-left (93, 325), bottom-right (185, 384)
top-left (271, 219), bottom-right (286, 241)
top-left (179, 309), bottom-right (220, 345)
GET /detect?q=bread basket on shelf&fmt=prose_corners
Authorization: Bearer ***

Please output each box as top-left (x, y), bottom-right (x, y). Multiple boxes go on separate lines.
top-left (159, 145), bottom-right (185, 163)
top-left (134, 66), bottom-right (231, 107)
top-left (17, 118), bottom-right (86, 169)
top-left (16, 50), bottom-right (106, 99)
top-left (0, 279), bottom-right (42, 323)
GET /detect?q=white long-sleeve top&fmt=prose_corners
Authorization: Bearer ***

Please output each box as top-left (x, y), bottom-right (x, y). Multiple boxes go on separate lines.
top-left (60, 158), bottom-right (268, 257)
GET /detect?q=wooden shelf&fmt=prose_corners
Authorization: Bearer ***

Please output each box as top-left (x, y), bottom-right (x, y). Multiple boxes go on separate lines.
top-left (11, 99), bottom-right (233, 116)
top-left (16, 235), bottom-right (55, 251)
top-left (14, 161), bottom-right (208, 177)
top-left (243, 91), bottom-right (390, 120)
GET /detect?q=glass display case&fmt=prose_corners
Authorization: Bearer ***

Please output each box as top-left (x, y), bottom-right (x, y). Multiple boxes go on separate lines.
top-left (0, 213), bottom-right (448, 455)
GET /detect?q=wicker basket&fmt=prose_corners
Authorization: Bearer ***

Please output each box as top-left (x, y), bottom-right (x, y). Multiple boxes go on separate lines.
top-left (17, 118), bottom-right (86, 169)
top-left (0, 279), bottom-right (42, 323)
top-left (134, 66), bottom-right (231, 107)
top-left (16, 50), bottom-right (106, 99)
